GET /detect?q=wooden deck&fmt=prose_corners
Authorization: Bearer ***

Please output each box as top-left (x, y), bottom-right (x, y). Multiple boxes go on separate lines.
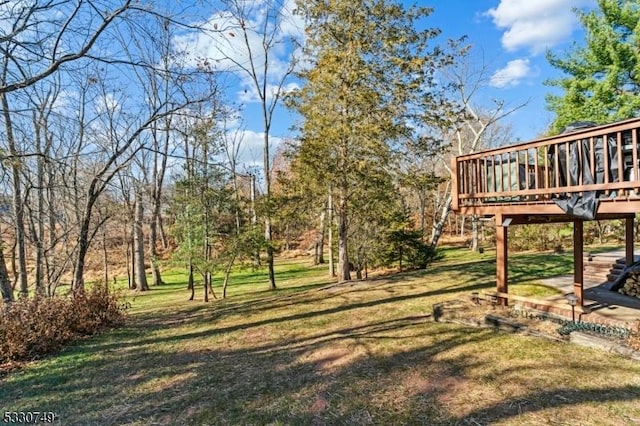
top-left (451, 118), bottom-right (640, 310)
top-left (452, 117), bottom-right (640, 217)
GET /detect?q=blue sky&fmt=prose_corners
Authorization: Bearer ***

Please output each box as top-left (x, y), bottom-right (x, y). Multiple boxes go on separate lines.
top-left (178, 0), bottom-right (597, 168)
top-left (426, 0), bottom-right (596, 142)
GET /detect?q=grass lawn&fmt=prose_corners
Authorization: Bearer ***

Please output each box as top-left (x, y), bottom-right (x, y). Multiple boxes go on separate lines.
top-left (1, 247), bottom-right (640, 425)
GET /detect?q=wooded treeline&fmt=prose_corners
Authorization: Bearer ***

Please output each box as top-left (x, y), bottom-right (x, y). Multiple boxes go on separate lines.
top-left (0, 0), bottom-right (633, 304)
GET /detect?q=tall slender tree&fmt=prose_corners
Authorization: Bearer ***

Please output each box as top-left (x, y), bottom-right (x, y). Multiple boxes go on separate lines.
top-left (290, 0), bottom-right (447, 282)
top-left (210, 0), bottom-right (302, 290)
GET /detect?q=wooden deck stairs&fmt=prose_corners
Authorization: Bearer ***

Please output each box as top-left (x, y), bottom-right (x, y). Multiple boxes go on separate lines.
top-left (583, 255), bottom-right (626, 285)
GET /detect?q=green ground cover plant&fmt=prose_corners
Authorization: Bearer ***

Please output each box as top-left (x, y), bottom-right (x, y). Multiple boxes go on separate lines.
top-left (1, 248), bottom-right (639, 425)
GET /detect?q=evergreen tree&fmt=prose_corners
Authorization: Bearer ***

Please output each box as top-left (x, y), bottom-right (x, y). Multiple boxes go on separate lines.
top-left (289, 0), bottom-right (448, 282)
top-left (547, 0), bottom-right (640, 133)
top-left (169, 117), bottom-right (237, 301)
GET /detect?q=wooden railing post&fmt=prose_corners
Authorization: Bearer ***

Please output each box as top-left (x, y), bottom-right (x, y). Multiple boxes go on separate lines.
top-left (451, 156), bottom-right (459, 211)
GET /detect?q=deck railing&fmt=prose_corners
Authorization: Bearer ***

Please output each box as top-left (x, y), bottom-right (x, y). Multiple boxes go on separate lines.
top-left (451, 117), bottom-right (640, 212)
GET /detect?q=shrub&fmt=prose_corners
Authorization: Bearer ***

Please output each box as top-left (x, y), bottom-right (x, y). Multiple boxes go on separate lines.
top-left (380, 229), bottom-right (440, 270)
top-left (510, 224), bottom-right (570, 252)
top-left (0, 284), bottom-right (126, 364)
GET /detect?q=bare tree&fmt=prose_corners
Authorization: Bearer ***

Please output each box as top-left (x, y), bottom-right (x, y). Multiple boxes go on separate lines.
top-left (126, 14), bottom-right (183, 287)
top-left (0, 90), bottom-right (28, 297)
top-left (0, 1), bottom-right (226, 303)
top-left (208, 0), bottom-right (301, 290)
top-left (133, 190), bottom-right (149, 291)
top-left (429, 48), bottom-right (527, 249)
top-left (0, 1), bottom-right (137, 95)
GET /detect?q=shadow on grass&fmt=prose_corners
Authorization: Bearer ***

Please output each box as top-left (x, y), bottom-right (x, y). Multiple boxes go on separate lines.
top-left (455, 386), bottom-right (640, 424)
top-left (3, 306), bottom-right (639, 425)
top-left (100, 280), bottom-right (497, 352)
top-left (0, 313), bottom-right (492, 424)
top-left (128, 250), bottom-right (575, 344)
top-left (3, 249), bottom-right (640, 424)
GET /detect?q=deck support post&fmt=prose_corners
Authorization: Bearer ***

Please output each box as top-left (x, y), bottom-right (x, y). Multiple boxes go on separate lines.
top-left (496, 215), bottom-right (508, 306)
top-left (573, 220), bottom-right (584, 307)
top-left (625, 215), bottom-right (635, 266)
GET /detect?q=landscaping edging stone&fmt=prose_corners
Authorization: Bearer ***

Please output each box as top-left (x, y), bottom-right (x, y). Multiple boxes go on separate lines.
top-left (484, 314), bottom-right (524, 332)
top-left (433, 300), bottom-right (640, 360)
top-left (569, 331), bottom-right (640, 361)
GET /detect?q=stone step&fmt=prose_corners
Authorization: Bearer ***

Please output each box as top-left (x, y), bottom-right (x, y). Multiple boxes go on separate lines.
top-left (608, 273), bottom-right (623, 282)
top-left (582, 256), bottom-right (630, 284)
top-left (584, 269), bottom-right (620, 279)
top-left (585, 265), bottom-right (618, 273)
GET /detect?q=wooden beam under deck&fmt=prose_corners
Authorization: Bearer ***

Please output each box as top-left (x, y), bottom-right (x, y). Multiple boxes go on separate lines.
top-left (452, 117), bottom-right (640, 315)
top-left (457, 198), bottom-right (640, 217)
top-left (573, 220), bottom-right (584, 307)
top-left (492, 213), bottom-right (635, 226)
top-left (495, 214), bottom-right (508, 307)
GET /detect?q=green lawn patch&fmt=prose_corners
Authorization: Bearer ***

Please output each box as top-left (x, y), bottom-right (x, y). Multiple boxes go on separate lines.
top-left (1, 247), bottom-right (639, 425)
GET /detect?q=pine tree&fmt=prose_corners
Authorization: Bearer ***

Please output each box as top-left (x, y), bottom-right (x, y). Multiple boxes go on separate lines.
top-left (289, 0), bottom-right (448, 282)
top-left (547, 0), bottom-right (640, 133)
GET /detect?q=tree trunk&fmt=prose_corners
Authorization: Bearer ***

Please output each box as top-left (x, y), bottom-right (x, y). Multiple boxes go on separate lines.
top-left (355, 246), bottom-right (364, 280)
top-left (148, 122), bottom-right (167, 286)
top-left (266, 217), bottom-right (276, 290)
top-left (316, 210), bottom-right (326, 264)
top-left (158, 215), bottom-right (169, 250)
top-left (148, 198), bottom-right (163, 286)
top-left (134, 196), bottom-right (148, 291)
top-left (337, 192), bottom-right (351, 282)
top-left (130, 228), bottom-right (136, 290)
top-left (222, 254), bottom-right (236, 299)
top-left (103, 229), bottom-right (109, 284)
top-left (124, 220), bottom-right (133, 289)
top-left (72, 210), bottom-right (93, 294)
top-left (250, 174), bottom-right (260, 267)
top-left (328, 191), bottom-right (335, 277)
top-left (263, 119), bottom-right (276, 290)
top-left (34, 113), bottom-right (46, 297)
top-left (0, 237), bottom-right (13, 303)
top-left (203, 245), bottom-right (216, 302)
top-left (471, 214), bottom-right (479, 251)
top-left (419, 191), bottom-right (427, 240)
top-left (187, 261), bottom-right (194, 301)
top-left (203, 271), bottom-right (209, 302)
top-left (430, 194), bottom-right (452, 249)
top-left (1, 93), bottom-right (28, 297)
top-left (46, 162), bottom-right (57, 297)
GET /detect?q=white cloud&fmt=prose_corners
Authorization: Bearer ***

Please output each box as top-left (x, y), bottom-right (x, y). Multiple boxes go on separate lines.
top-left (278, 0), bottom-right (306, 39)
top-left (172, 1), bottom-right (304, 104)
top-left (234, 129), bottom-right (284, 167)
top-left (94, 92), bottom-right (121, 115)
top-left (490, 58), bottom-right (532, 88)
top-left (486, 0), bottom-right (595, 54)
top-left (216, 123), bottom-right (285, 171)
top-left (237, 81), bottom-right (300, 104)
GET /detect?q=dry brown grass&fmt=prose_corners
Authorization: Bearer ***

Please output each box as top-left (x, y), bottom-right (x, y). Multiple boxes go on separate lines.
top-left (0, 250), bottom-right (639, 425)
